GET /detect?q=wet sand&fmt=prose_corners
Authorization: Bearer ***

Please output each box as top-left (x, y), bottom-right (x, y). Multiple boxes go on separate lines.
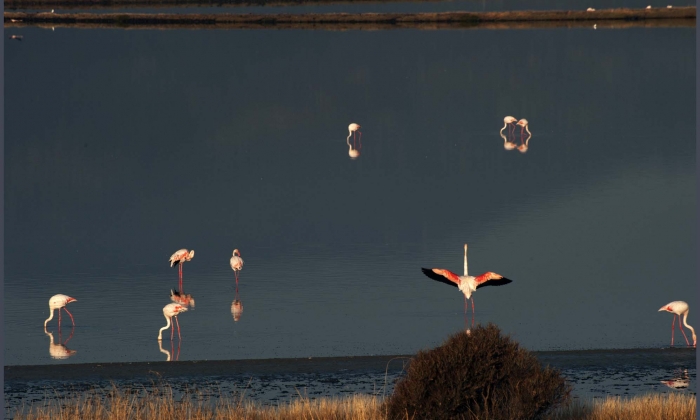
top-left (5, 347), bottom-right (696, 418)
top-left (4, 7), bottom-right (696, 30)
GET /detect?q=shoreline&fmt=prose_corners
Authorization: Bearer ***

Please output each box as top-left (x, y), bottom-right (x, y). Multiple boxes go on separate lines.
top-left (5, 347), bottom-right (695, 382)
top-left (4, 7), bottom-right (696, 29)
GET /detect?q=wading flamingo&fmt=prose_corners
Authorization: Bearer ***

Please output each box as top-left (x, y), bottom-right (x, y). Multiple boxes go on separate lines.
top-left (516, 119), bottom-right (531, 136)
top-left (45, 327), bottom-right (77, 360)
top-left (230, 249), bottom-right (244, 288)
top-left (659, 301), bottom-right (696, 347)
top-left (347, 123), bottom-right (362, 149)
top-left (170, 289), bottom-right (195, 309)
top-left (44, 294), bottom-right (77, 328)
top-left (500, 116), bottom-right (518, 136)
top-left (169, 249), bottom-right (194, 292)
top-left (421, 244), bottom-right (513, 326)
top-left (347, 135), bottom-right (361, 159)
top-left (158, 303), bottom-right (188, 341)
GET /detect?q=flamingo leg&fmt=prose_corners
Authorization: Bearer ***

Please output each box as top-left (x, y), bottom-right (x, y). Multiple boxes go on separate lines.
top-left (58, 308), bottom-right (62, 327)
top-left (176, 341), bottom-right (181, 361)
top-left (175, 316), bottom-right (182, 340)
top-left (671, 316), bottom-right (676, 346)
top-left (471, 299), bottom-right (475, 328)
top-left (678, 314), bottom-right (690, 345)
top-left (171, 318), bottom-right (175, 341)
top-left (358, 131), bottom-right (362, 149)
top-left (63, 307), bottom-right (75, 327)
top-left (179, 264), bottom-right (183, 293)
top-left (64, 325), bottom-right (75, 345)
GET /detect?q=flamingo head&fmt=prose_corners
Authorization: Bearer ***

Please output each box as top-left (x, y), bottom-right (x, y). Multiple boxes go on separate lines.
top-left (66, 297), bottom-right (77, 303)
top-left (504, 142), bottom-right (517, 150)
top-left (517, 119), bottom-right (528, 127)
top-left (504, 116), bottom-right (517, 124)
top-left (349, 149), bottom-right (360, 159)
top-left (187, 250), bottom-right (195, 261)
top-left (658, 306), bottom-right (673, 312)
top-left (187, 296), bottom-right (195, 309)
top-left (518, 144), bottom-right (528, 153)
top-left (464, 244), bottom-right (468, 251)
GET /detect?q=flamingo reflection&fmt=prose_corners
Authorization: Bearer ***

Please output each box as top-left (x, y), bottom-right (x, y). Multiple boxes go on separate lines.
top-left (517, 133), bottom-right (532, 154)
top-left (170, 289), bottom-right (195, 309)
top-left (661, 369), bottom-right (690, 390)
top-left (499, 131), bottom-right (518, 151)
top-left (231, 297), bottom-right (244, 322)
top-left (45, 327), bottom-right (77, 360)
top-left (346, 123), bottom-right (362, 159)
top-left (158, 339), bottom-right (181, 361)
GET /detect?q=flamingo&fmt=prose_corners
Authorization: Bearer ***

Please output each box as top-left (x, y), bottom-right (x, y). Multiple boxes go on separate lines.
top-left (44, 294), bottom-right (77, 328)
top-left (516, 119), bottom-right (531, 136)
top-left (658, 301), bottom-right (696, 347)
top-left (9, 35), bottom-right (23, 40)
top-left (230, 249), bottom-right (244, 287)
top-left (158, 303), bottom-right (188, 341)
top-left (170, 289), bottom-right (195, 309)
top-left (347, 123), bottom-right (362, 150)
top-left (421, 244), bottom-right (513, 326)
top-left (500, 116), bottom-right (518, 136)
top-left (169, 249), bottom-right (194, 292)
top-left (661, 369), bottom-right (689, 389)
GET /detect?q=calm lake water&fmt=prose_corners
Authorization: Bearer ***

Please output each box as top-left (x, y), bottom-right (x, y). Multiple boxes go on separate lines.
top-left (9, 0), bottom-right (697, 14)
top-left (4, 23), bottom-right (696, 366)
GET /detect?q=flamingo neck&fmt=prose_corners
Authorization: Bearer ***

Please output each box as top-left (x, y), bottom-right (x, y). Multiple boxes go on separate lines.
top-left (158, 315), bottom-right (171, 340)
top-left (524, 124), bottom-right (531, 136)
top-left (500, 122), bottom-right (507, 134)
top-left (464, 248), bottom-right (469, 276)
top-left (44, 309), bottom-right (55, 327)
top-left (683, 311), bottom-right (696, 345)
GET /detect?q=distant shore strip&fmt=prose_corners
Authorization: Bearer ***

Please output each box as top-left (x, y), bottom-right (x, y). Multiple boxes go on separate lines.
top-left (4, 7), bottom-right (696, 29)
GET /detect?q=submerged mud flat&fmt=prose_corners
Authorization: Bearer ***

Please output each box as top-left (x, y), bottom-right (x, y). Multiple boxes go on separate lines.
top-left (4, 348), bottom-right (696, 418)
top-left (3, 6), bottom-right (696, 29)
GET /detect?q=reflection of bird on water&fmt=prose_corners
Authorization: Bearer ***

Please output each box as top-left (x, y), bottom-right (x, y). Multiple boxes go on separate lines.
top-left (231, 299), bottom-right (244, 322)
top-left (45, 327), bottom-right (77, 360)
top-left (516, 119), bottom-right (531, 136)
top-left (500, 116), bottom-right (518, 136)
top-left (347, 136), bottom-right (361, 159)
top-left (170, 289), bottom-right (195, 309)
top-left (421, 244), bottom-right (513, 329)
top-left (347, 123), bottom-right (362, 159)
top-left (9, 35), bottom-right (23, 40)
top-left (517, 133), bottom-right (532, 154)
top-left (659, 301), bottom-right (696, 347)
top-left (158, 339), bottom-right (180, 361)
top-left (169, 249), bottom-right (194, 293)
top-left (499, 131), bottom-right (518, 151)
top-left (44, 294), bottom-right (77, 328)
top-left (661, 369), bottom-right (690, 390)
top-left (158, 303), bottom-right (188, 341)
top-left (230, 249), bottom-right (244, 288)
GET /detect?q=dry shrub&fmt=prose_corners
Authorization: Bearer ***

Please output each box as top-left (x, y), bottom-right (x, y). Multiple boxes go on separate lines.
top-left (386, 324), bottom-right (571, 420)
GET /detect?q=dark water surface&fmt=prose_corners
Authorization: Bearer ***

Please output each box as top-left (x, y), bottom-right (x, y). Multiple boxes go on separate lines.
top-left (8, 0), bottom-right (697, 14)
top-left (4, 24), bottom-right (696, 366)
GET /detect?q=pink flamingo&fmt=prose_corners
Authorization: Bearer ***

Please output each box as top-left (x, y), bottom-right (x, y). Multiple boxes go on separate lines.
top-left (658, 301), bottom-right (696, 347)
top-left (169, 249), bottom-right (194, 292)
top-left (421, 244), bottom-right (513, 326)
top-left (348, 123), bottom-right (362, 150)
top-left (230, 249), bottom-right (244, 288)
top-left (170, 289), bottom-right (195, 309)
top-left (516, 118), bottom-right (531, 136)
top-left (44, 294), bottom-right (77, 328)
top-left (500, 116), bottom-right (518, 135)
top-left (158, 303), bottom-right (188, 341)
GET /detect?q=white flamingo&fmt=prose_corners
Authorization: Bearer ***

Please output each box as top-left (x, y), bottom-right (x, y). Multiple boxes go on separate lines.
top-left (500, 116), bottom-right (518, 135)
top-left (347, 123), bottom-right (362, 149)
top-left (158, 303), bottom-right (188, 341)
top-left (516, 118), bottom-right (531, 136)
top-left (659, 301), bottom-right (696, 347)
top-left (421, 244), bottom-right (513, 324)
top-left (230, 249), bottom-right (244, 287)
top-left (44, 294), bottom-right (77, 328)
top-left (169, 249), bottom-right (194, 292)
